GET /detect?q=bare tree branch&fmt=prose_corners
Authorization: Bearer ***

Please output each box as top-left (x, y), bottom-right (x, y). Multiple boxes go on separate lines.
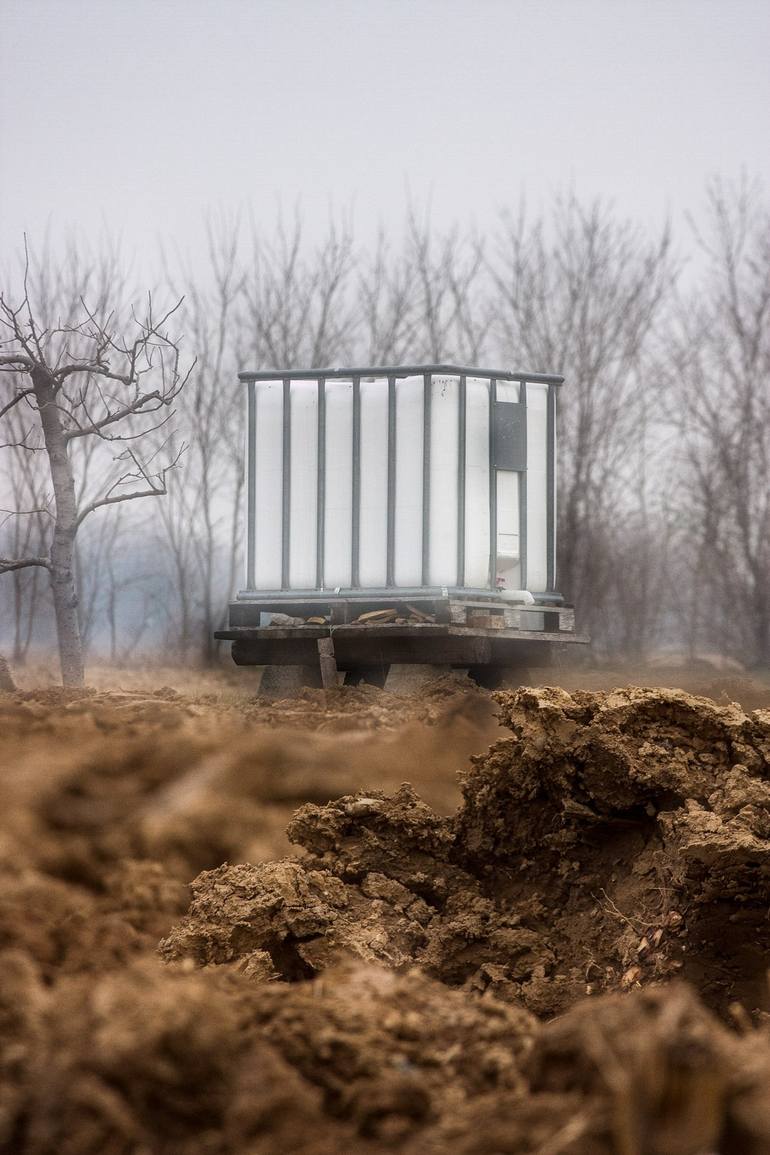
top-left (0, 385), bottom-right (34, 419)
top-left (76, 441), bottom-right (187, 527)
top-left (0, 556), bottom-right (50, 574)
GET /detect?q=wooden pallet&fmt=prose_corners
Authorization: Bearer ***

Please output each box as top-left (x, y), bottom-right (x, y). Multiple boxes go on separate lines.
top-left (217, 620), bottom-right (589, 670)
top-left (448, 599), bottom-right (575, 633)
top-left (229, 594), bottom-right (577, 634)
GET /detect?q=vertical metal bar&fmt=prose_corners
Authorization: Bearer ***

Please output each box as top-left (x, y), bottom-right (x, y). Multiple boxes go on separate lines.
top-left (518, 379), bottom-right (528, 590)
top-left (421, 371), bottom-right (432, 586)
top-left (246, 379), bottom-right (256, 590)
top-left (457, 373), bottom-right (466, 588)
top-left (316, 377), bottom-right (326, 589)
top-left (546, 381), bottom-right (556, 591)
top-left (386, 375), bottom-right (396, 588)
top-left (488, 378), bottom-right (497, 590)
top-left (351, 375), bottom-right (361, 588)
top-left (281, 377), bottom-right (291, 590)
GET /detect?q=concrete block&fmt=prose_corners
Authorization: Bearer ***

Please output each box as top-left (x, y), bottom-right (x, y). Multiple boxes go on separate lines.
top-left (384, 664), bottom-right (453, 694)
top-left (259, 665), bottom-right (322, 698)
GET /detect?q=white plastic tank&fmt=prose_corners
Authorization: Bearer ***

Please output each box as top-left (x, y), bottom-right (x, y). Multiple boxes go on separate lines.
top-left (241, 366), bottom-right (560, 599)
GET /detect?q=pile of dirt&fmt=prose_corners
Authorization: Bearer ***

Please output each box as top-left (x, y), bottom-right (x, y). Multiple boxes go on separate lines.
top-left (0, 680), bottom-right (491, 893)
top-left (3, 953), bottom-right (769, 1154)
top-left (457, 686), bottom-right (770, 1015)
top-left (0, 674), bottom-right (487, 737)
top-left (163, 686), bottom-right (770, 1019)
top-left (3, 682), bottom-right (770, 1153)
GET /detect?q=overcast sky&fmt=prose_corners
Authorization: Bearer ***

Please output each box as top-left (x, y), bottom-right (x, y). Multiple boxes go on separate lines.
top-left (1, 0), bottom-right (769, 275)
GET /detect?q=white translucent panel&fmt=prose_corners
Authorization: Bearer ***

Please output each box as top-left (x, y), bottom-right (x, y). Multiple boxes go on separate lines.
top-left (254, 381), bottom-right (284, 589)
top-left (496, 471), bottom-right (519, 550)
top-left (359, 379), bottom-right (389, 587)
top-left (496, 381), bottom-right (518, 403)
top-left (394, 376), bottom-right (424, 587)
top-left (324, 381), bottom-right (353, 588)
top-left (525, 382), bottom-right (548, 591)
top-left (496, 469), bottom-right (521, 591)
top-left (289, 380), bottom-right (318, 588)
top-left (494, 381), bottom-right (522, 589)
top-left (427, 375), bottom-right (459, 586)
top-left (464, 377), bottom-right (491, 588)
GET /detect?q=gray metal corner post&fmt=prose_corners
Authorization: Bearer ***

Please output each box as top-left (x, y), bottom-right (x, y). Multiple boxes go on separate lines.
top-left (422, 371), bottom-right (432, 586)
top-left (519, 378), bottom-right (528, 590)
top-left (246, 378), bottom-right (256, 591)
top-left (316, 376), bottom-right (326, 589)
top-left (488, 377), bottom-right (497, 589)
top-left (546, 381), bottom-right (557, 592)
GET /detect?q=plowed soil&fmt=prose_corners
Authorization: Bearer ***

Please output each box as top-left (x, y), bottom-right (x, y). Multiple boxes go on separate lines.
top-left (2, 670), bottom-right (770, 1154)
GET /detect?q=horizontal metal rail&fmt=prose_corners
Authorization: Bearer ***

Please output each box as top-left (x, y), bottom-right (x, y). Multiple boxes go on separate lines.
top-left (239, 364), bottom-right (564, 386)
top-left (235, 586), bottom-right (564, 604)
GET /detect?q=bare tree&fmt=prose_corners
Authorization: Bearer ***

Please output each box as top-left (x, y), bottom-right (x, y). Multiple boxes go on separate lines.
top-left (0, 247), bottom-right (193, 685)
top-left (241, 212), bottom-right (355, 368)
top-left (490, 196), bottom-right (675, 650)
top-left (358, 230), bottom-right (420, 363)
top-left (668, 178), bottom-right (770, 666)
top-left (1, 401), bottom-right (51, 662)
top-left (0, 651), bottom-right (15, 690)
top-left (160, 216), bottom-right (248, 662)
top-left (151, 214), bottom-right (357, 665)
top-left (406, 210), bottom-right (491, 363)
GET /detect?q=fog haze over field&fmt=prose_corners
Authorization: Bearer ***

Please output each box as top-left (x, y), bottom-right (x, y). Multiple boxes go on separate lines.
top-left (1, 0), bottom-right (769, 678)
top-left (2, 0), bottom-right (769, 265)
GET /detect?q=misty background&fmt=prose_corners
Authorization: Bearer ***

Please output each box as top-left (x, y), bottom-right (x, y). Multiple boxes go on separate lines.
top-left (1, 0), bottom-right (769, 671)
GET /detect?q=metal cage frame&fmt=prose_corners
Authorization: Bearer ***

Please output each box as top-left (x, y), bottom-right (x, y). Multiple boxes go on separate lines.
top-left (236, 364), bottom-right (563, 607)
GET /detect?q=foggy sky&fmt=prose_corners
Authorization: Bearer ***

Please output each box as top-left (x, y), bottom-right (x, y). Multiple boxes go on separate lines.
top-left (1, 0), bottom-right (769, 273)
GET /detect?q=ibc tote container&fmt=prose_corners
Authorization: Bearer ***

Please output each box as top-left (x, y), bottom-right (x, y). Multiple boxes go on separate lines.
top-left (218, 365), bottom-right (582, 679)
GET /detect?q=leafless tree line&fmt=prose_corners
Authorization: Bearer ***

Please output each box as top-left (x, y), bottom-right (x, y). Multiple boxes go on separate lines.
top-left (1, 181), bottom-right (768, 681)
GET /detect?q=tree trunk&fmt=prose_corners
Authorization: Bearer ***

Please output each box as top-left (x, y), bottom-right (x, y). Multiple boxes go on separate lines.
top-left (32, 368), bottom-right (85, 687)
top-left (0, 654), bottom-right (15, 691)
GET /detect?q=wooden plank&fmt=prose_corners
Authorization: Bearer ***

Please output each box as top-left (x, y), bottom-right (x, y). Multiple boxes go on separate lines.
top-left (317, 637), bottom-right (338, 689)
top-left (558, 608), bottom-right (576, 631)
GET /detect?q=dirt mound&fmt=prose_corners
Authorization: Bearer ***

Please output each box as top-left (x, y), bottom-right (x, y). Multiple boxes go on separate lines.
top-left (9, 684), bottom-right (489, 890)
top-left (164, 686), bottom-right (770, 1019)
top-left (5, 681), bottom-right (770, 1152)
top-left (0, 686), bottom-right (203, 738)
top-left (458, 686), bottom-right (770, 1015)
top-left (0, 953), bottom-right (340, 1155)
top-left (160, 783), bottom-right (547, 992)
top-left (417, 982), bottom-right (770, 1155)
top-left (234, 676), bottom-right (491, 731)
top-left (4, 952), bottom-right (769, 1154)
top-left (251, 961), bottom-right (536, 1142)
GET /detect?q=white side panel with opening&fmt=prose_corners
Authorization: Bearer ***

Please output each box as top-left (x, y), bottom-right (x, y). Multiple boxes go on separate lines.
top-left (464, 377), bottom-right (491, 588)
top-left (494, 380), bottom-right (521, 590)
